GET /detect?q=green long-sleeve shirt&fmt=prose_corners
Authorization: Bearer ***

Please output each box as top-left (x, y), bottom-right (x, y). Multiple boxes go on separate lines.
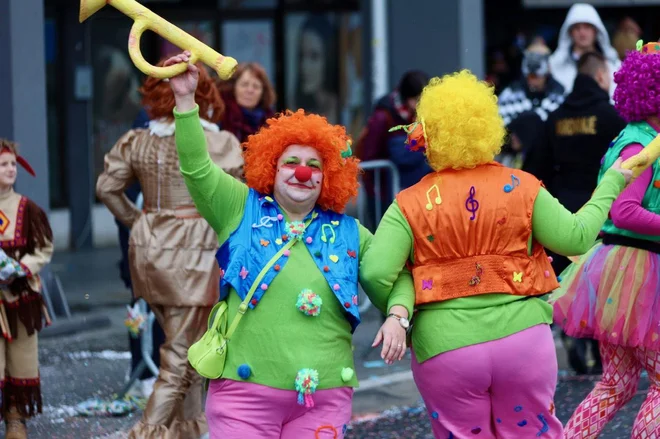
top-left (360, 168), bottom-right (626, 363)
top-left (174, 106), bottom-right (412, 390)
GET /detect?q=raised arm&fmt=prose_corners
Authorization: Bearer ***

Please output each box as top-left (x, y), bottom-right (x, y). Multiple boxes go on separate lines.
top-left (167, 52), bottom-right (249, 239)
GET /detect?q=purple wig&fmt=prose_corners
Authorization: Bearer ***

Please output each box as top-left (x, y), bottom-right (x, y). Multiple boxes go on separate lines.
top-left (613, 50), bottom-right (660, 122)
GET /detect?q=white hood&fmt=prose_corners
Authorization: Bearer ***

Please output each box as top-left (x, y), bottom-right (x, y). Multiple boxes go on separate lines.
top-left (549, 3), bottom-right (621, 96)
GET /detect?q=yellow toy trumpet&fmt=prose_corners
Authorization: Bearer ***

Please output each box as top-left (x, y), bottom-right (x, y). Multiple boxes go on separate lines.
top-left (79, 0), bottom-right (237, 80)
top-left (621, 134), bottom-right (660, 178)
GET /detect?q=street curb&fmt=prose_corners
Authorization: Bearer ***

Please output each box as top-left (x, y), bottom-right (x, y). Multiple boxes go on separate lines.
top-left (355, 370), bottom-right (414, 393)
top-left (40, 314), bottom-right (112, 339)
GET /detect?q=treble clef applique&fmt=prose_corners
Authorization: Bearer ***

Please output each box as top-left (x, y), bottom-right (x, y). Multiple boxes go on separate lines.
top-left (465, 186), bottom-right (479, 220)
top-left (252, 215), bottom-right (279, 229)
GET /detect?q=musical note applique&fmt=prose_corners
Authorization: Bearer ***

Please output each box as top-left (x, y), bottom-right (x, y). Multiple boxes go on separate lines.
top-left (465, 186), bottom-right (479, 220)
top-left (321, 224), bottom-right (336, 243)
top-left (425, 184), bottom-right (442, 210)
top-left (503, 174), bottom-right (521, 193)
top-left (252, 215), bottom-right (279, 229)
top-left (537, 414), bottom-right (550, 436)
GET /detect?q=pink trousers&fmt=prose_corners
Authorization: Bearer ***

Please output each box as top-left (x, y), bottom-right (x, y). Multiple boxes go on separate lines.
top-left (564, 341), bottom-right (660, 439)
top-left (205, 379), bottom-right (353, 439)
top-left (411, 324), bottom-right (563, 438)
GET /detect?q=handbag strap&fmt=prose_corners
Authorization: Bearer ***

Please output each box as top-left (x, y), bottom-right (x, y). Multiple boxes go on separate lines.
top-left (225, 215), bottom-right (315, 341)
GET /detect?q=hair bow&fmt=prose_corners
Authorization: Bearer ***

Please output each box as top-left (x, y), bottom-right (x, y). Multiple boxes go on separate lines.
top-left (388, 121), bottom-right (427, 152)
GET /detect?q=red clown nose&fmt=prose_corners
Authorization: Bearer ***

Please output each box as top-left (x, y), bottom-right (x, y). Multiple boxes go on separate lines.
top-left (294, 165), bottom-right (313, 183)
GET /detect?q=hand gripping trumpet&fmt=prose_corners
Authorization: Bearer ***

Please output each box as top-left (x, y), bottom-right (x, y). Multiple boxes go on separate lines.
top-left (79, 0), bottom-right (237, 80)
top-left (621, 134), bottom-right (660, 178)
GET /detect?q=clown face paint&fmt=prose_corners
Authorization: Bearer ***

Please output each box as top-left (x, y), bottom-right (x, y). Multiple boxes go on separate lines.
top-left (274, 145), bottom-right (323, 213)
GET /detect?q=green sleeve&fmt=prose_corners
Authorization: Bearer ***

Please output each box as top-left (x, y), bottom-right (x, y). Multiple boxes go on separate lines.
top-left (532, 169), bottom-right (626, 255)
top-left (174, 105), bottom-right (249, 243)
top-left (358, 203), bottom-right (415, 317)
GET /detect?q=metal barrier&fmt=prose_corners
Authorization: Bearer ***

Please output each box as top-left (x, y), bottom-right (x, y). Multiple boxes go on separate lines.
top-left (355, 160), bottom-right (401, 314)
top-left (117, 298), bottom-right (158, 399)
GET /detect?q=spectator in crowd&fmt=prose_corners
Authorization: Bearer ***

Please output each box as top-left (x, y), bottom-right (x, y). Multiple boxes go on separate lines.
top-left (612, 16), bottom-right (642, 60)
top-left (217, 62), bottom-right (276, 144)
top-left (496, 42), bottom-right (565, 168)
top-left (357, 70), bottom-right (431, 230)
top-left (549, 3), bottom-right (621, 97)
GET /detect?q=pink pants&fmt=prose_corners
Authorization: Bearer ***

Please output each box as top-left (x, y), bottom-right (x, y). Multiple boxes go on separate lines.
top-left (205, 379), bottom-right (353, 439)
top-left (411, 324), bottom-right (563, 438)
top-left (564, 342), bottom-right (660, 439)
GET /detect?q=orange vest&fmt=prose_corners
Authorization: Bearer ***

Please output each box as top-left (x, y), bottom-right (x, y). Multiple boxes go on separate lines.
top-left (396, 162), bottom-right (559, 305)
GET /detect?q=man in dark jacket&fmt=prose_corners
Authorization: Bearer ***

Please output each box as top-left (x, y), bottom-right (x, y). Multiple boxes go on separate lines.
top-left (524, 51), bottom-right (626, 220)
top-left (523, 51), bottom-right (626, 375)
top-left (496, 42), bottom-right (565, 168)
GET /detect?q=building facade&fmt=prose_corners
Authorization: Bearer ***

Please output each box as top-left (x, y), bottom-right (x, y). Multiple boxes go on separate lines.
top-left (1, 0), bottom-right (486, 250)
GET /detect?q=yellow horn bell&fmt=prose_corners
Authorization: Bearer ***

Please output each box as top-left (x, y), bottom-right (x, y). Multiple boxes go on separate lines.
top-left (79, 0), bottom-right (237, 80)
top-left (621, 134), bottom-right (660, 178)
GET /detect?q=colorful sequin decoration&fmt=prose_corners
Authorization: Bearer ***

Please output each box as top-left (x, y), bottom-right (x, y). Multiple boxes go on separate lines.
top-left (295, 368), bottom-right (319, 407)
top-left (285, 221), bottom-right (307, 241)
top-left (469, 263), bottom-right (483, 286)
top-left (296, 289), bottom-right (322, 316)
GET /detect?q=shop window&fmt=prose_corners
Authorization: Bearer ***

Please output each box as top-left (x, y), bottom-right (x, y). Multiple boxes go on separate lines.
top-left (284, 12), bottom-right (363, 137)
top-left (221, 20), bottom-right (275, 83)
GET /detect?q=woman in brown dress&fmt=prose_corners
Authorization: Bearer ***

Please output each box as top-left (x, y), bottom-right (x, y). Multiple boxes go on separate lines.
top-left (0, 139), bottom-right (53, 439)
top-left (96, 62), bottom-right (244, 439)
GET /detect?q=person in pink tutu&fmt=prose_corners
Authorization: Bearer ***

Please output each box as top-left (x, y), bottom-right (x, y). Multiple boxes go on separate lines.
top-left (552, 41), bottom-right (660, 438)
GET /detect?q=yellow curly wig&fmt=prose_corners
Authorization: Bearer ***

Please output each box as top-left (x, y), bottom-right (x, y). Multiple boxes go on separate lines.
top-left (417, 70), bottom-right (506, 171)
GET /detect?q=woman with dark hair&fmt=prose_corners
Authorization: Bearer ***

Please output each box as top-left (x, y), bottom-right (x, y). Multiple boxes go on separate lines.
top-left (294, 14), bottom-right (339, 124)
top-left (218, 62), bottom-right (276, 144)
top-left (96, 59), bottom-right (244, 439)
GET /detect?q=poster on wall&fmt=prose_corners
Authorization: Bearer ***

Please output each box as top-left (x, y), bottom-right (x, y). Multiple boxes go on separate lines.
top-left (285, 13), bottom-right (363, 137)
top-left (285, 13), bottom-right (340, 124)
top-left (222, 20), bottom-right (275, 83)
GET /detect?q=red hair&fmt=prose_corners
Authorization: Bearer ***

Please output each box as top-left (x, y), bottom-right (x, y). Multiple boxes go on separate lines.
top-left (140, 60), bottom-right (224, 123)
top-left (243, 110), bottom-right (359, 213)
top-left (217, 62), bottom-right (276, 109)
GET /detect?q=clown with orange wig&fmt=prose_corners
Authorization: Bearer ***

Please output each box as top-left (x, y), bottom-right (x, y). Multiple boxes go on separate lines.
top-left (359, 70), bottom-right (633, 438)
top-left (96, 57), bottom-right (244, 439)
top-left (168, 51), bottom-right (412, 439)
top-left (0, 139), bottom-right (53, 439)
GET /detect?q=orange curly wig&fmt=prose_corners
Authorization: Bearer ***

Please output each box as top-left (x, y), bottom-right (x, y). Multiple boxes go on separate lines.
top-left (243, 110), bottom-right (359, 213)
top-left (140, 60), bottom-right (224, 123)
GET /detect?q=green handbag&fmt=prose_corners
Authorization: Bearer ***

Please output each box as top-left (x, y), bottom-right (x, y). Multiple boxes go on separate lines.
top-left (188, 229), bottom-right (306, 379)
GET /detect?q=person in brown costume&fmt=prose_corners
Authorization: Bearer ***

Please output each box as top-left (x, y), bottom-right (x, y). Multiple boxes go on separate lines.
top-left (96, 62), bottom-right (244, 439)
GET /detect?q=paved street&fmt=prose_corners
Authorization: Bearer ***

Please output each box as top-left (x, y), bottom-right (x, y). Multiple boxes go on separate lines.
top-left (3, 249), bottom-right (648, 438)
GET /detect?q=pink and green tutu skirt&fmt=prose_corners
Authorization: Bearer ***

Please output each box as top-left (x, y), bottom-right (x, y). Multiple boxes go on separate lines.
top-left (550, 241), bottom-right (660, 350)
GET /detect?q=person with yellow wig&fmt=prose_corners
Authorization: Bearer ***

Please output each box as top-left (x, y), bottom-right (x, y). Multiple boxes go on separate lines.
top-left (359, 70), bottom-right (633, 438)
